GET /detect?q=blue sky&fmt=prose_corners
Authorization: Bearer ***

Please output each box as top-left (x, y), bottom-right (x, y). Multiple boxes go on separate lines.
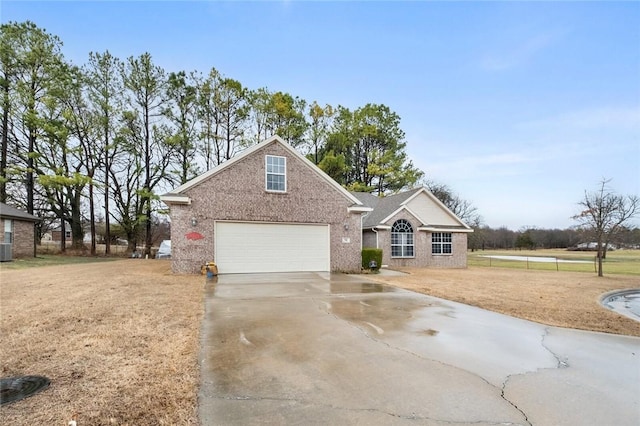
top-left (2, 1), bottom-right (639, 230)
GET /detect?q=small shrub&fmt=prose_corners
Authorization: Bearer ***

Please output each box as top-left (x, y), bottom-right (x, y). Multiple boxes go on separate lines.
top-left (362, 248), bottom-right (382, 270)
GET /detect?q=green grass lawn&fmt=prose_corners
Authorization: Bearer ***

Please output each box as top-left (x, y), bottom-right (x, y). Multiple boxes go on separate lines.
top-left (468, 249), bottom-right (640, 276)
top-left (0, 255), bottom-right (119, 270)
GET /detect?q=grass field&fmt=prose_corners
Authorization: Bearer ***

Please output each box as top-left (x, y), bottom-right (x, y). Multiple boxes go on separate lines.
top-left (0, 255), bottom-right (118, 270)
top-left (468, 248), bottom-right (640, 275)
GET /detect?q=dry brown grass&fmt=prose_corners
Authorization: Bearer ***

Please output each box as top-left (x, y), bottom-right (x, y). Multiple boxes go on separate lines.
top-left (1, 259), bottom-right (639, 425)
top-left (371, 267), bottom-right (640, 337)
top-left (0, 260), bottom-right (203, 425)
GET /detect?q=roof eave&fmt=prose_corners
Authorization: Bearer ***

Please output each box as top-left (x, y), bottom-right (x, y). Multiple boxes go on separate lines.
top-left (160, 194), bottom-right (192, 205)
top-left (348, 206), bottom-right (373, 213)
top-left (417, 226), bottom-right (474, 233)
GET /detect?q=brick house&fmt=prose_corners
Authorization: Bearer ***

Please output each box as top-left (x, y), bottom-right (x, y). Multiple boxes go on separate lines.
top-left (160, 136), bottom-right (370, 274)
top-left (160, 136), bottom-right (471, 274)
top-left (0, 202), bottom-right (40, 259)
top-left (352, 189), bottom-right (472, 269)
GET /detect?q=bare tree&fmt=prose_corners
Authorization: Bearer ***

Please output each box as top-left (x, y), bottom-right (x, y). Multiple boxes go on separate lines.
top-left (573, 179), bottom-right (639, 276)
top-left (423, 179), bottom-right (481, 225)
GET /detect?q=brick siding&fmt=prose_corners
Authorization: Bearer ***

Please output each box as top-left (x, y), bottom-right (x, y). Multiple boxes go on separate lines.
top-left (0, 218), bottom-right (35, 258)
top-left (365, 210), bottom-right (468, 268)
top-left (169, 142), bottom-right (363, 274)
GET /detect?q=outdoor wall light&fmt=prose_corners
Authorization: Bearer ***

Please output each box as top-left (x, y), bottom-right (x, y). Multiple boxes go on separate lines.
top-left (191, 217), bottom-right (197, 227)
top-left (343, 223), bottom-right (349, 230)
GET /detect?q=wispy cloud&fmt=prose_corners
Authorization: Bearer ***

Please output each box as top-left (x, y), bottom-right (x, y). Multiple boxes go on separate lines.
top-left (427, 151), bottom-right (533, 181)
top-left (481, 30), bottom-right (564, 72)
top-left (519, 106), bottom-right (640, 131)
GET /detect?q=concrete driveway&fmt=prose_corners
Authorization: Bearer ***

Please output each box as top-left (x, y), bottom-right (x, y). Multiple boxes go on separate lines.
top-left (199, 272), bottom-right (640, 425)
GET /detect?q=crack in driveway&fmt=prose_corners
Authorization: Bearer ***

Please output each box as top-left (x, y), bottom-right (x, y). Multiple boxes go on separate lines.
top-left (315, 296), bottom-right (532, 426)
top-left (210, 393), bottom-right (527, 425)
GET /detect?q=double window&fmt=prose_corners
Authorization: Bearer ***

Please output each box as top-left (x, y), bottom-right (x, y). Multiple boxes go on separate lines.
top-left (391, 219), bottom-right (414, 258)
top-left (432, 232), bottom-right (452, 254)
top-left (266, 155), bottom-right (286, 192)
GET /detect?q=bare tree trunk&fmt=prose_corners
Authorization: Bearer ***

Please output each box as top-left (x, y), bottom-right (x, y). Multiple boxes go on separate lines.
top-left (104, 126), bottom-right (111, 255)
top-left (89, 183), bottom-right (96, 255)
top-left (0, 78), bottom-right (8, 203)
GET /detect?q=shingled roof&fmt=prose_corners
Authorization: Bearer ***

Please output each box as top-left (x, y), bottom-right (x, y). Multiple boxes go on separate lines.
top-left (351, 188), bottom-right (423, 229)
top-left (0, 202), bottom-right (40, 222)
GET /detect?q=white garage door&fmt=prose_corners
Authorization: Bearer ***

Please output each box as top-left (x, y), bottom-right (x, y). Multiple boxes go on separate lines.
top-left (215, 222), bottom-right (330, 274)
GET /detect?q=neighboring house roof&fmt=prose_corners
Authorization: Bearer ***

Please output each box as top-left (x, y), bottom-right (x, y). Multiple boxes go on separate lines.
top-left (351, 188), bottom-right (472, 232)
top-left (0, 202), bottom-right (40, 222)
top-left (160, 135), bottom-right (369, 211)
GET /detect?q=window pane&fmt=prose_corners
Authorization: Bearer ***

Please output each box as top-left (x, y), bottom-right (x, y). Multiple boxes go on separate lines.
top-left (266, 156), bottom-right (286, 191)
top-left (443, 244), bottom-right (452, 254)
top-left (432, 244), bottom-right (441, 254)
top-left (391, 219), bottom-right (414, 258)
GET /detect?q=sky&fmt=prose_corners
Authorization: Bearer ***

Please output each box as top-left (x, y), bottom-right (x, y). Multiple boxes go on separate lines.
top-left (2, 0), bottom-right (639, 230)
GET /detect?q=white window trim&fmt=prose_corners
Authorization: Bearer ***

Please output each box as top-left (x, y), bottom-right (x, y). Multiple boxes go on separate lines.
top-left (4, 219), bottom-right (13, 244)
top-left (391, 219), bottom-right (415, 258)
top-left (431, 232), bottom-right (453, 256)
top-left (265, 155), bottom-right (287, 193)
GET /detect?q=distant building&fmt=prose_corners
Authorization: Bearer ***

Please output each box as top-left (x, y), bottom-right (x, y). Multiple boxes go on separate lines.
top-left (0, 202), bottom-right (40, 258)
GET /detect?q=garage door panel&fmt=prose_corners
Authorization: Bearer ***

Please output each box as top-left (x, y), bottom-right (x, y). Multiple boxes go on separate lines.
top-left (215, 222), bottom-right (329, 273)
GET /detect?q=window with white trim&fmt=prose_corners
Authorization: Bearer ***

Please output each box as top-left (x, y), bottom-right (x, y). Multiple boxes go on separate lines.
top-left (391, 219), bottom-right (414, 257)
top-left (4, 219), bottom-right (13, 243)
top-left (432, 232), bottom-right (452, 255)
top-left (265, 155), bottom-right (286, 192)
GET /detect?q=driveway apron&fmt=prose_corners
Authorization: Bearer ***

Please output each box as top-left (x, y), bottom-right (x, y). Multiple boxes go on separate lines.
top-left (199, 272), bottom-right (640, 425)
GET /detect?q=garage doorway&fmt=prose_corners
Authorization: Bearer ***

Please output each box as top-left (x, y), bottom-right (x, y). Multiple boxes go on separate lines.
top-left (214, 221), bottom-right (330, 273)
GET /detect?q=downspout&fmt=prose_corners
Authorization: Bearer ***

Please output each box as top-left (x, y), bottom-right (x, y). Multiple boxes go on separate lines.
top-left (372, 227), bottom-right (379, 249)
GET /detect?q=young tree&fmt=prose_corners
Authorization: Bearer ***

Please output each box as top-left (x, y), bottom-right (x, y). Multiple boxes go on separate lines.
top-left (573, 179), bottom-right (639, 276)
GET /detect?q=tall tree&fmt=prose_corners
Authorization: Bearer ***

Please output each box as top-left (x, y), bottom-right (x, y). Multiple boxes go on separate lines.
top-left (269, 91), bottom-right (307, 147)
top-left (323, 104), bottom-right (423, 194)
top-left (121, 53), bottom-right (171, 255)
top-left (217, 77), bottom-right (249, 160)
top-left (3, 21), bottom-right (64, 218)
top-left (85, 50), bottom-right (123, 254)
top-left (306, 101), bottom-right (333, 164)
top-left (248, 87), bottom-right (273, 144)
top-left (0, 22), bottom-right (22, 203)
top-left (164, 70), bottom-right (199, 184)
top-left (572, 179), bottom-right (639, 276)
top-left (196, 68), bottom-right (222, 170)
top-left (34, 62), bottom-right (92, 251)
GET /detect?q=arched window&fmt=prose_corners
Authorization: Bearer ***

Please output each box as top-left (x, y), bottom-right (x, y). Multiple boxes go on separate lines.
top-left (391, 219), bottom-right (414, 258)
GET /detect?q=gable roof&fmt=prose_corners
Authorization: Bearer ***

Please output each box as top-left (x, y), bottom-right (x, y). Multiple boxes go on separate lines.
top-left (352, 187), bottom-right (471, 231)
top-left (352, 188), bottom-right (422, 228)
top-left (0, 202), bottom-right (40, 222)
top-left (160, 135), bottom-right (367, 209)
